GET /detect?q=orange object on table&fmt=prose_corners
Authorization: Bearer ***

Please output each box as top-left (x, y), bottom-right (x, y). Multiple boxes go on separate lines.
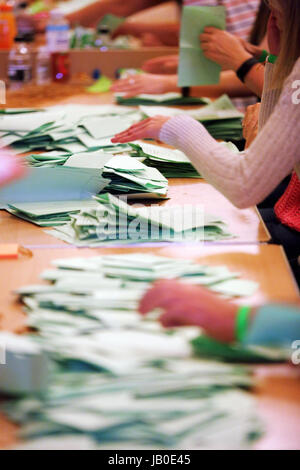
top-left (0, 244), bottom-right (19, 259)
top-left (0, 244), bottom-right (32, 260)
top-left (0, 4), bottom-right (17, 50)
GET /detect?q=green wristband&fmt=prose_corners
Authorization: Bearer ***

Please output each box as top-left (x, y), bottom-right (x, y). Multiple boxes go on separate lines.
top-left (267, 54), bottom-right (278, 64)
top-left (235, 306), bottom-right (252, 342)
top-left (258, 50), bottom-right (268, 63)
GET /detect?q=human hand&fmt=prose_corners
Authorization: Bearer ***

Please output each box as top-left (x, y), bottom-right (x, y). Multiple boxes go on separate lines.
top-left (139, 280), bottom-right (238, 342)
top-left (142, 55), bottom-right (179, 74)
top-left (243, 103), bottom-right (261, 148)
top-left (111, 116), bottom-right (170, 143)
top-left (200, 27), bottom-right (252, 71)
top-left (112, 73), bottom-right (175, 98)
top-left (240, 39), bottom-right (265, 60)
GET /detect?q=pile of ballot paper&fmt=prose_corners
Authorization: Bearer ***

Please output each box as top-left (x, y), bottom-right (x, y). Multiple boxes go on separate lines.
top-left (130, 141), bottom-right (239, 178)
top-left (0, 105), bottom-right (143, 154)
top-left (116, 93), bottom-right (211, 106)
top-left (46, 192), bottom-right (234, 245)
top-left (6, 200), bottom-right (101, 227)
top-left (1, 253), bottom-right (279, 449)
top-left (102, 154), bottom-right (168, 197)
top-left (25, 143), bottom-right (201, 180)
top-left (51, 151), bottom-right (169, 197)
top-left (140, 95), bottom-right (244, 142)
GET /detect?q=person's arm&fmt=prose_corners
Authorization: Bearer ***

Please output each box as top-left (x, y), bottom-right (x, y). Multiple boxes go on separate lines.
top-left (112, 1), bottom-right (181, 46)
top-left (142, 55), bottom-right (179, 75)
top-left (139, 280), bottom-right (300, 347)
top-left (200, 28), bottom-right (266, 97)
top-left (111, 74), bottom-right (179, 98)
top-left (243, 304), bottom-right (300, 347)
top-left (66, 0), bottom-right (163, 28)
top-left (112, 69), bottom-right (261, 99)
top-left (191, 69), bottom-right (263, 99)
top-left (113, 59), bottom-right (300, 210)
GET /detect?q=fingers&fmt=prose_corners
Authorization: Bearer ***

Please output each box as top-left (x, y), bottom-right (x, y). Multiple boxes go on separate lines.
top-left (112, 116), bottom-right (169, 143)
top-left (200, 33), bottom-right (213, 44)
top-left (112, 77), bottom-right (145, 97)
top-left (139, 280), bottom-right (183, 315)
top-left (203, 26), bottom-right (218, 34)
top-left (112, 78), bottom-right (135, 92)
top-left (159, 310), bottom-right (189, 329)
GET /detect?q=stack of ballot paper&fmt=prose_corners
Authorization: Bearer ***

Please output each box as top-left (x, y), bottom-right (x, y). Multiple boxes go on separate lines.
top-left (130, 141), bottom-right (239, 178)
top-left (116, 93), bottom-right (212, 106)
top-left (1, 253), bottom-right (282, 449)
top-left (23, 151), bottom-right (169, 202)
top-left (140, 94), bottom-right (244, 141)
top-left (17, 253), bottom-right (259, 299)
top-left (47, 193), bottom-right (234, 246)
top-left (2, 361), bottom-right (263, 450)
top-left (7, 200), bottom-right (101, 227)
top-left (0, 105), bottom-right (142, 154)
top-left (63, 152), bottom-right (169, 197)
top-left (130, 142), bottom-right (201, 178)
top-left (0, 167), bottom-right (109, 209)
top-left (25, 144), bottom-right (200, 180)
top-left (102, 155), bottom-right (168, 196)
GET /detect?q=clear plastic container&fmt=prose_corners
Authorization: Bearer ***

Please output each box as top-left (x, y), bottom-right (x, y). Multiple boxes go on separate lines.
top-left (46, 9), bottom-right (70, 53)
top-left (46, 9), bottom-right (70, 82)
top-left (8, 35), bottom-right (33, 89)
top-left (36, 46), bottom-right (51, 85)
top-left (95, 24), bottom-right (111, 51)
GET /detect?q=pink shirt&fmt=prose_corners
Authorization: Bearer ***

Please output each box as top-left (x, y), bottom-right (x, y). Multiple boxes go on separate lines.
top-left (184, 0), bottom-right (260, 40)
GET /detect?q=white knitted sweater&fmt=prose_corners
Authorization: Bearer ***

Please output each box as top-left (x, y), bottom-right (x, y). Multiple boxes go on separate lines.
top-left (160, 60), bottom-right (300, 209)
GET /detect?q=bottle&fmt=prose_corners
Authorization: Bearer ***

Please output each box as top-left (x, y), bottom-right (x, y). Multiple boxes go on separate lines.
top-left (36, 46), bottom-right (51, 85)
top-left (0, 3), bottom-right (17, 50)
top-left (95, 24), bottom-right (111, 51)
top-left (46, 9), bottom-right (70, 82)
top-left (8, 34), bottom-right (33, 89)
top-left (15, 2), bottom-right (35, 40)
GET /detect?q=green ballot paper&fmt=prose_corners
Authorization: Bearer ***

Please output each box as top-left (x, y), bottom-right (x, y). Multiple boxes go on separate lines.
top-left (0, 167), bottom-right (109, 208)
top-left (116, 93), bottom-right (211, 106)
top-left (178, 6), bottom-right (226, 87)
top-left (0, 250), bottom-right (268, 449)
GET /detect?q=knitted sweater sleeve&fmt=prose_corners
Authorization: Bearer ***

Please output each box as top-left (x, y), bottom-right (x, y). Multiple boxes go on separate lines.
top-left (159, 59), bottom-right (300, 209)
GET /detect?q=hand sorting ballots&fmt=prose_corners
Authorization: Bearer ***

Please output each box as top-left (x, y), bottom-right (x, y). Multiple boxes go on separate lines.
top-left (142, 55), bottom-right (179, 75)
top-left (111, 73), bottom-right (176, 99)
top-left (200, 27), bottom-right (253, 71)
top-left (111, 116), bottom-right (171, 143)
top-left (138, 280), bottom-right (237, 343)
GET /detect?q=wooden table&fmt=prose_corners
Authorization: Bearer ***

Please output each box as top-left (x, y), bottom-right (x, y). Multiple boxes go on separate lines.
top-left (0, 244), bottom-right (298, 334)
top-left (0, 178), bottom-right (270, 247)
top-left (0, 90), bottom-right (270, 245)
top-left (0, 91), bottom-right (298, 451)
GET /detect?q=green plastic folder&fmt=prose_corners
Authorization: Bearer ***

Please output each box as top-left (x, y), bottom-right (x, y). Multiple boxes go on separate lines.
top-left (178, 6), bottom-right (226, 87)
top-left (0, 167), bottom-right (109, 208)
top-left (116, 93), bottom-right (211, 106)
